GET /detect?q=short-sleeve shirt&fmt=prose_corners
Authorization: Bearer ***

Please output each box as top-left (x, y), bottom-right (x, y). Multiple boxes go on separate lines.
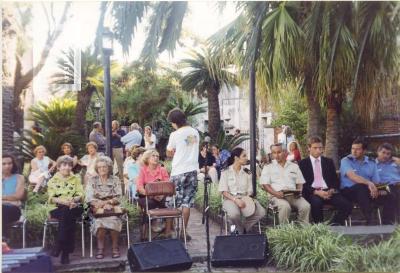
top-left (167, 126), bottom-right (199, 176)
top-left (340, 155), bottom-right (380, 189)
top-left (260, 160), bottom-right (305, 191)
top-left (375, 159), bottom-right (400, 185)
top-left (218, 166), bottom-right (253, 196)
top-left (136, 165), bottom-right (170, 189)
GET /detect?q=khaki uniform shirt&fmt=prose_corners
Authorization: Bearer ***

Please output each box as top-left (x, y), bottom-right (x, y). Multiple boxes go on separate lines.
top-left (218, 166), bottom-right (253, 196)
top-left (260, 160), bottom-right (305, 191)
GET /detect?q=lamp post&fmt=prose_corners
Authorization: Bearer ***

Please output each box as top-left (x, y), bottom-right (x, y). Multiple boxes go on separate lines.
top-left (102, 27), bottom-right (113, 158)
top-left (94, 99), bottom-right (101, 122)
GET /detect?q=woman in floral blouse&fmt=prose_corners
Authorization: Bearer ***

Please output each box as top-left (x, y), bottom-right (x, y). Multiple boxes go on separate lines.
top-left (47, 155), bottom-right (84, 264)
top-left (86, 156), bottom-right (122, 259)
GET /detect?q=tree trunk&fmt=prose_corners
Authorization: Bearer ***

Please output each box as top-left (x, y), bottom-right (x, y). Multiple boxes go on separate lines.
top-left (305, 80), bottom-right (321, 138)
top-left (325, 93), bottom-right (342, 169)
top-left (73, 87), bottom-right (96, 137)
top-left (207, 87), bottom-right (221, 141)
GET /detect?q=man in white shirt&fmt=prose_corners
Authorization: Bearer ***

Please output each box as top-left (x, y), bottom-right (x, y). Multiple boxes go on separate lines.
top-left (260, 143), bottom-right (310, 224)
top-left (166, 108), bottom-right (199, 241)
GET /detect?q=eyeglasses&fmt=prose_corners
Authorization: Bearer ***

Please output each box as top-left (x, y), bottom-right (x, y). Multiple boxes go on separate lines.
top-left (151, 154), bottom-right (159, 158)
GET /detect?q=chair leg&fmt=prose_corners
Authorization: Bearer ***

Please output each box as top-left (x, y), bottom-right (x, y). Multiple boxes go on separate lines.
top-left (348, 215), bottom-right (352, 227)
top-left (224, 213), bottom-right (228, 235)
top-left (148, 216), bottom-right (152, 242)
top-left (42, 222), bottom-right (47, 249)
top-left (181, 216), bottom-right (187, 249)
top-left (377, 208), bottom-right (382, 225)
top-left (126, 215), bottom-right (130, 248)
top-left (22, 221), bottom-right (26, 248)
top-left (258, 221), bottom-right (261, 235)
top-left (81, 221), bottom-right (85, 257)
top-left (90, 230), bottom-right (93, 258)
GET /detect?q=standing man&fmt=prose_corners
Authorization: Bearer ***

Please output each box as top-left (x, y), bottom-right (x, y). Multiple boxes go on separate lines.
top-left (340, 138), bottom-right (395, 225)
top-left (260, 143), bottom-right (310, 224)
top-left (121, 123), bottom-right (143, 154)
top-left (375, 142), bottom-right (400, 222)
top-left (111, 120), bottom-right (126, 184)
top-left (166, 108), bottom-right (199, 241)
top-left (89, 122), bottom-right (106, 153)
top-left (299, 136), bottom-right (352, 225)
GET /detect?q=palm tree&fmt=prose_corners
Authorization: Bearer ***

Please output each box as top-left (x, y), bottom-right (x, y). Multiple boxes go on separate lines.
top-left (52, 47), bottom-right (105, 136)
top-left (96, 1), bottom-right (188, 69)
top-left (180, 48), bottom-right (237, 141)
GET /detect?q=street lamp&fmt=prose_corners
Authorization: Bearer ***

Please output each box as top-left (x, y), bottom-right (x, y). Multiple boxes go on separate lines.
top-left (94, 98), bottom-right (101, 122)
top-left (102, 27), bottom-right (113, 157)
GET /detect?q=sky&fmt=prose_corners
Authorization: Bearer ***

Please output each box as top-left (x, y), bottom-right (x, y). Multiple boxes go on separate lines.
top-left (31, 1), bottom-right (239, 99)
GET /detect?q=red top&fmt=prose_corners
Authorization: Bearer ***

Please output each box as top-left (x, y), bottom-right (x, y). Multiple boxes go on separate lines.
top-left (136, 165), bottom-right (170, 189)
top-left (293, 149), bottom-right (301, 162)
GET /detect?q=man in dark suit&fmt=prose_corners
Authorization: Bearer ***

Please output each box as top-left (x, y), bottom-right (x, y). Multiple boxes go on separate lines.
top-left (299, 136), bottom-right (352, 225)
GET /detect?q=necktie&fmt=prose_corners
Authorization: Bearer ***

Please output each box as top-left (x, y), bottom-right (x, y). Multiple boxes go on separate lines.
top-left (314, 158), bottom-right (323, 189)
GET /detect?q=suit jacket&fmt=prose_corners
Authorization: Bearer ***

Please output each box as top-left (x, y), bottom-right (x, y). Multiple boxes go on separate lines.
top-left (299, 156), bottom-right (339, 197)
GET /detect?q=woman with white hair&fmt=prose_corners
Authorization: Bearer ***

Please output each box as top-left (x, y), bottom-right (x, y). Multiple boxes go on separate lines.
top-left (144, 126), bottom-right (156, 149)
top-left (86, 156), bottom-right (122, 259)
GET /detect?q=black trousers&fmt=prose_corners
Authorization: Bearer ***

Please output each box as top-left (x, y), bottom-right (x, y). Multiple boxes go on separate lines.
top-left (389, 184), bottom-right (400, 222)
top-left (304, 192), bottom-right (352, 225)
top-left (341, 184), bottom-right (396, 224)
top-left (2, 204), bottom-right (21, 236)
top-left (50, 205), bottom-right (83, 253)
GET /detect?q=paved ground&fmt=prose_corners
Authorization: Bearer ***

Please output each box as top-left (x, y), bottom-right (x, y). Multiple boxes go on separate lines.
top-left (52, 208), bottom-right (277, 272)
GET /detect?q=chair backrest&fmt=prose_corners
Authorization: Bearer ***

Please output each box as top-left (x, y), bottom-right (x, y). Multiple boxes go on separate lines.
top-left (145, 181), bottom-right (175, 197)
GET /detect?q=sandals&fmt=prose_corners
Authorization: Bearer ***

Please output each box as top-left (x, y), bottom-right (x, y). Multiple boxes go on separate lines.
top-left (112, 248), bottom-right (120, 259)
top-left (95, 248), bottom-right (104, 259)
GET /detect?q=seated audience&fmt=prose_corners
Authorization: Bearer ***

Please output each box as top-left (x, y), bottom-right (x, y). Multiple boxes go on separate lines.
top-left (136, 150), bottom-right (172, 238)
top-left (375, 142), bottom-right (400, 222)
top-left (2, 154), bottom-right (25, 241)
top-left (123, 146), bottom-right (146, 198)
top-left (86, 156), bottom-right (122, 259)
top-left (218, 147), bottom-right (265, 234)
top-left (299, 136), bottom-right (352, 225)
top-left (212, 145), bottom-right (230, 179)
top-left (47, 156), bottom-right (84, 264)
top-left (340, 138), bottom-right (395, 225)
top-left (29, 145), bottom-right (56, 191)
top-left (198, 142), bottom-right (218, 184)
top-left (261, 143), bottom-right (310, 224)
top-left (80, 142), bottom-right (103, 185)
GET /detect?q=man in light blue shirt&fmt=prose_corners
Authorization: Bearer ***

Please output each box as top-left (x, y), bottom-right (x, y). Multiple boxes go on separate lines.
top-left (121, 123), bottom-right (143, 152)
top-left (375, 142), bottom-right (400, 222)
top-left (340, 138), bottom-right (395, 224)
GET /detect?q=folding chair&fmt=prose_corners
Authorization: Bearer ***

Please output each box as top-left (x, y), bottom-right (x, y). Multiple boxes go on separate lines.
top-left (42, 214), bottom-right (86, 257)
top-left (89, 213), bottom-right (130, 258)
top-left (347, 204), bottom-right (382, 226)
top-left (144, 182), bottom-right (187, 248)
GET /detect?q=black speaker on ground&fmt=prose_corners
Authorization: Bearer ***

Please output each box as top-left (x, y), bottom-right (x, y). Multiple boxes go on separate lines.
top-left (127, 239), bottom-right (192, 272)
top-left (211, 234), bottom-right (268, 267)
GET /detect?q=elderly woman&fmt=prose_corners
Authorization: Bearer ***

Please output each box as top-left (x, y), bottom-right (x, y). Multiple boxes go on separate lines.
top-left (80, 142), bottom-right (103, 185)
top-left (218, 147), bottom-right (265, 234)
top-left (29, 145), bottom-right (56, 191)
top-left (86, 156), bottom-right (122, 259)
top-left (47, 156), bottom-right (84, 264)
top-left (123, 146), bottom-right (146, 198)
top-left (2, 154), bottom-right (25, 241)
top-left (136, 149), bottom-right (172, 238)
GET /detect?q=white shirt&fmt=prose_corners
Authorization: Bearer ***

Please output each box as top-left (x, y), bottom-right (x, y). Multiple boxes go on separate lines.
top-left (144, 133), bottom-right (156, 149)
top-left (260, 160), bottom-right (305, 191)
top-left (309, 155), bottom-right (328, 189)
top-left (167, 126), bottom-right (199, 176)
top-left (218, 166), bottom-right (253, 196)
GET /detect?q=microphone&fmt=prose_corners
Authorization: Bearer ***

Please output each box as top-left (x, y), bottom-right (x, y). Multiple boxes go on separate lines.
top-left (243, 168), bottom-right (252, 174)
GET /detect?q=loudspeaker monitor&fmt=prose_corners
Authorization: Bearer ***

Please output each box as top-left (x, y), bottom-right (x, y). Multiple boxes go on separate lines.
top-left (128, 239), bottom-right (192, 272)
top-left (211, 234), bottom-right (268, 267)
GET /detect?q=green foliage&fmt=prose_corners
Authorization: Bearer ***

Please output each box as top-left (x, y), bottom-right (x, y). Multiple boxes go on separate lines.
top-left (267, 223), bottom-right (353, 272)
top-left (271, 83), bottom-right (309, 149)
top-left (215, 129), bottom-right (250, 151)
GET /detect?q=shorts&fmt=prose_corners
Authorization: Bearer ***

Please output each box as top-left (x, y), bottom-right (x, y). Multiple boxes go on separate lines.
top-left (169, 170), bottom-right (198, 208)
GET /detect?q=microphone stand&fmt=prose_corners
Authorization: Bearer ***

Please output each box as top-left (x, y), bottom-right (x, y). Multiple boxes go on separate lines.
top-left (201, 153), bottom-right (212, 272)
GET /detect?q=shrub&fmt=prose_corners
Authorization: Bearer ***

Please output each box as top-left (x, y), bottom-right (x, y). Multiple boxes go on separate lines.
top-left (267, 223), bottom-right (353, 272)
